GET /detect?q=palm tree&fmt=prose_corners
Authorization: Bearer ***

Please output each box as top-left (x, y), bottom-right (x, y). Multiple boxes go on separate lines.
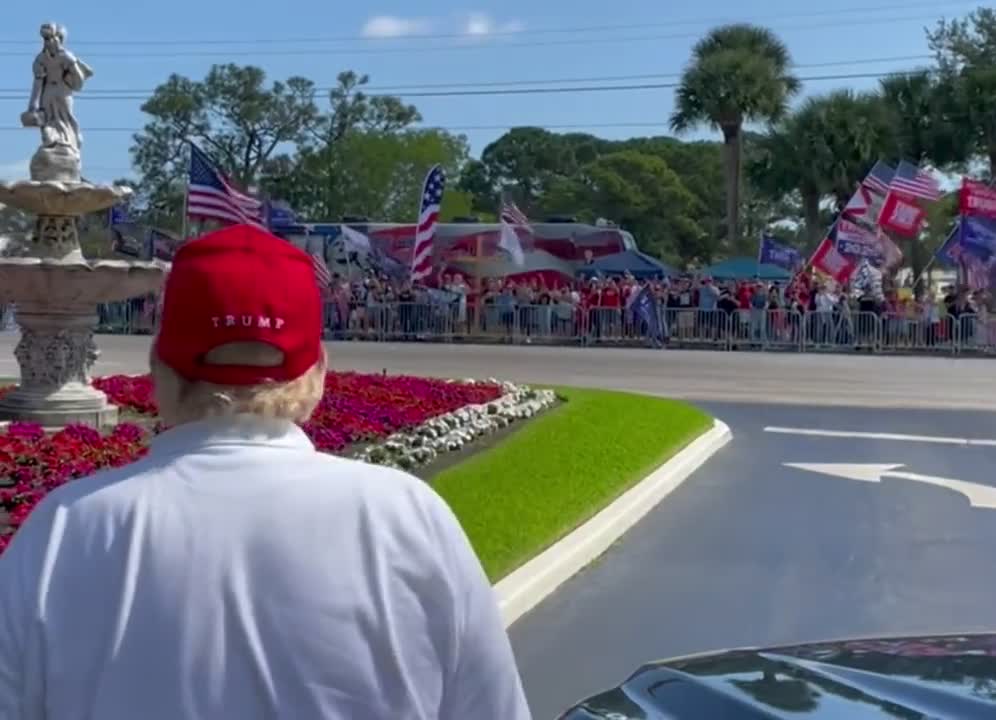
top-left (670, 24), bottom-right (800, 251)
top-left (748, 115), bottom-right (827, 248)
top-left (880, 70), bottom-right (969, 170)
top-left (792, 90), bottom-right (895, 209)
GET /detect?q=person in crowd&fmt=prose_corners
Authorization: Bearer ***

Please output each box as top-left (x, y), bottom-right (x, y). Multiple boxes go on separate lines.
top-left (0, 224), bottom-right (531, 720)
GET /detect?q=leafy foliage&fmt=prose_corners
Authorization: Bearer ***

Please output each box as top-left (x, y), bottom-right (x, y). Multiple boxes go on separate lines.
top-left (670, 24), bottom-right (800, 249)
top-left (119, 7), bottom-right (996, 269)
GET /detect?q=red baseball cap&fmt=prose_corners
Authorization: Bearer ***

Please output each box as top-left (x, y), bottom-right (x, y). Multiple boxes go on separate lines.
top-left (154, 224), bottom-right (323, 386)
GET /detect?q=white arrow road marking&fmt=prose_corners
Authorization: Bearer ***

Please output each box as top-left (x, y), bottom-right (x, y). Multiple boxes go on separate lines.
top-left (765, 426), bottom-right (996, 447)
top-left (784, 463), bottom-right (996, 509)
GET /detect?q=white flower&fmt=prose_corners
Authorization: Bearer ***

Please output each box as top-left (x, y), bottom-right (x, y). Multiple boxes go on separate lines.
top-left (349, 380), bottom-right (556, 470)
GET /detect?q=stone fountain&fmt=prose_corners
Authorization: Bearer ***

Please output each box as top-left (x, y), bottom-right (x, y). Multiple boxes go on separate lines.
top-left (0, 23), bottom-right (167, 428)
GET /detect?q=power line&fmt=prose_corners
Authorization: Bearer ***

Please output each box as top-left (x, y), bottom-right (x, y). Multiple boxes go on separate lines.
top-left (0, 12), bottom-right (964, 59)
top-left (0, 54), bottom-right (933, 97)
top-left (0, 69), bottom-right (928, 109)
top-left (0, 123), bottom-right (683, 134)
top-left (0, 0), bottom-right (971, 46)
top-left (0, 70), bottom-right (919, 103)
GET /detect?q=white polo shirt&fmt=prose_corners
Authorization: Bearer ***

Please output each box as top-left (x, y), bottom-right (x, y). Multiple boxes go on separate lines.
top-left (0, 415), bottom-right (531, 720)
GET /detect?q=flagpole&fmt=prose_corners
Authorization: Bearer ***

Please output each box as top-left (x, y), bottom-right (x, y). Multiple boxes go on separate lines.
top-left (756, 230), bottom-right (763, 279)
top-left (180, 142), bottom-right (191, 241)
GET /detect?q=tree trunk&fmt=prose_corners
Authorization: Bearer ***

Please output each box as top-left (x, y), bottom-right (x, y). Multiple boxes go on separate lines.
top-left (721, 125), bottom-right (742, 251)
top-left (801, 190), bottom-right (822, 249)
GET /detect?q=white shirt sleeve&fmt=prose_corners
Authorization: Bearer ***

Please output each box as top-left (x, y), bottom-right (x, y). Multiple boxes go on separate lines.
top-left (0, 505), bottom-right (50, 720)
top-left (426, 497), bottom-right (532, 720)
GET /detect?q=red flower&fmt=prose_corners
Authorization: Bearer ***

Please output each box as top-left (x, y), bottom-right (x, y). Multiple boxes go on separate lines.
top-left (0, 372), bottom-right (501, 555)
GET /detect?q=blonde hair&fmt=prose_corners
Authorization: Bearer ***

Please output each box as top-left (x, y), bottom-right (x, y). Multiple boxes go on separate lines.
top-left (150, 342), bottom-right (326, 426)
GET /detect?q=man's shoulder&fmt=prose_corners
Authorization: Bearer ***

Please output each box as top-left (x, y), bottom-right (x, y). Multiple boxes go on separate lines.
top-left (34, 454), bottom-right (159, 510)
top-left (303, 453), bottom-right (449, 515)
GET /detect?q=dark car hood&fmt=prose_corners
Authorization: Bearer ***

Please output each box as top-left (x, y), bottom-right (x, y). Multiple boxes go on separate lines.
top-left (558, 633), bottom-right (996, 719)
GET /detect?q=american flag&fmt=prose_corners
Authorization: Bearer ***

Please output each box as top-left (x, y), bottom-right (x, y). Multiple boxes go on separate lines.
top-left (411, 165), bottom-right (446, 281)
top-left (186, 144), bottom-right (264, 227)
top-left (862, 161), bottom-right (895, 195)
top-left (311, 250), bottom-right (332, 295)
top-left (500, 199), bottom-right (530, 227)
top-left (889, 160), bottom-right (942, 201)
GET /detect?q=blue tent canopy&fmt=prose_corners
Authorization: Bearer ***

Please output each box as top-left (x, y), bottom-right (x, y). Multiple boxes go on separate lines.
top-left (577, 250), bottom-right (676, 279)
top-left (699, 256), bottom-right (792, 281)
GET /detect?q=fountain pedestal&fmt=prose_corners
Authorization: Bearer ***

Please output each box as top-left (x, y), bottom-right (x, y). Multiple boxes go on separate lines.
top-left (0, 306), bottom-right (115, 427)
top-left (0, 181), bottom-right (167, 428)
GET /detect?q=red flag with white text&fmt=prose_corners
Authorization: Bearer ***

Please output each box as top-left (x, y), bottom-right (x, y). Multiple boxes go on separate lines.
top-left (811, 235), bottom-right (857, 285)
top-left (960, 178), bottom-right (996, 221)
top-left (877, 191), bottom-right (926, 237)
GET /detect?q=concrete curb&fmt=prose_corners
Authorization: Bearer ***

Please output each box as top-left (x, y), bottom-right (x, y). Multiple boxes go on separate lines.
top-left (494, 418), bottom-right (732, 628)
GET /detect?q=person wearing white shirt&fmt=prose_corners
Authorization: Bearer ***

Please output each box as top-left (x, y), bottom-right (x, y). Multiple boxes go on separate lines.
top-left (0, 223), bottom-right (531, 720)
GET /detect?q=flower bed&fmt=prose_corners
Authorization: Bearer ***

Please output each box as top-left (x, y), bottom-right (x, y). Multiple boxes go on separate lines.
top-left (355, 381), bottom-right (556, 470)
top-left (92, 373), bottom-right (504, 453)
top-left (0, 372), bottom-right (553, 555)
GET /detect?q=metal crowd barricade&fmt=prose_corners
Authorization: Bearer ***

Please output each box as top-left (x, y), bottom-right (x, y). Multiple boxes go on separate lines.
top-left (952, 313), bottom-right (996, 355)
top-left (96, 300), bottom-right (157, 335)
top-left (663, 308), bottom-right (730, 349)
top-left (765, 308), bottom-right (805, 351)
top-left (586, 307), bottom-right (629, 345)
top-left (877, 312), bottom-right (957, 354)
top-left (94, 295), bottom-right (996, 356)
top-left (513, 304), bottom-right (580, 344)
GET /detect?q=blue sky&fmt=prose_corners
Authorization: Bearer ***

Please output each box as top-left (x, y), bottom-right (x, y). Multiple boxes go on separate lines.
top-left (0, 0), bottom-right (982, 184)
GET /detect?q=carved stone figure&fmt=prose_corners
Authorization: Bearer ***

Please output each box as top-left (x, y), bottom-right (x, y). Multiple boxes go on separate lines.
top-left (0, 23), bottom-right (168, 427)
top-left (21, 23), bottom-right (94, 183)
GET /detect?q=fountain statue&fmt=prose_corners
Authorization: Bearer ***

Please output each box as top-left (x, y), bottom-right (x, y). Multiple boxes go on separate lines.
top-left (0, 23), bottom-right (167, 427)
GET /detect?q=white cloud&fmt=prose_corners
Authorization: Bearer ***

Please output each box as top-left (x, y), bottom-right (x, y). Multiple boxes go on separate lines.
top-left (461, 13), bottom-right (525, 37)
top-left (361, 15), bottom-right (433, 38)
top-left (0, 159), bottom-right (30, 182)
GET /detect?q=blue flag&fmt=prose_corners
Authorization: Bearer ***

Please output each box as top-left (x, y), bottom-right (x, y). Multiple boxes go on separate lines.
top-left (959, 216), bottom-right (996, 257)
top-left (758, 234), bottom-right (802, 271)
top-left (629, 286), bottom-right (663, 344)
top-left (935, 222), bottom-right (965, 266)
top-left (109, 204), bottom-right (129, 226)
top-left (265, 199), bottom-right (299, 229)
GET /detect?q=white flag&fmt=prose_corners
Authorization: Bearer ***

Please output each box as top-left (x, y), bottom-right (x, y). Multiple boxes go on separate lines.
top-left (498, 221), bottom-right (525, 266)
top-left (341, 225), bottom-right (372, 253)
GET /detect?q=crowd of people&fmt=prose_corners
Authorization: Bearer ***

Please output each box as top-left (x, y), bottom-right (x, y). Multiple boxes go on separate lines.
top-left (317, 267), bottom-right (991, 348)
top-left (86, 264), bottom-right (992, 351)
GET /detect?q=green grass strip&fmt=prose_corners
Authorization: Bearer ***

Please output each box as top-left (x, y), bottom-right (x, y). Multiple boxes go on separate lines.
top-left (433, 387), bottom-right (713, 582)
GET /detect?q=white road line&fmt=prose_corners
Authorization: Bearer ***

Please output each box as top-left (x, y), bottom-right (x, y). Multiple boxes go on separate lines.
top-left (764, 426), bottom-right (996, 447)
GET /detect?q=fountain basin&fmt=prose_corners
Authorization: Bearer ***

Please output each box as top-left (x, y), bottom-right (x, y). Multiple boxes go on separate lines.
top-left (0, 260), bottom-right (167, 428)
top-left (0, 180), bottom-right (130, 217)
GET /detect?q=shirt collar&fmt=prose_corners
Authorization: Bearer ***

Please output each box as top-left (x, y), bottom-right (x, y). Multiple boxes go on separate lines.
top-left (149, 414), bottom-right (315, 456)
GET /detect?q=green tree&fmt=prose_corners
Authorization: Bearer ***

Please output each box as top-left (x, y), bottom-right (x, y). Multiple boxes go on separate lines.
top-left (616, 136), bottom-right (726, 250)
top-left (0, 204), bottom-right (32, 256)
top-left (261, 71), bottom-right (431, 219)
top-left (466, 127), bottom-right (583, 213)
top-left (748, 116), bottom-right (827, 247)
top-left (457, 128), bottom-right (728, 259)
top-left (928, 8), bottom-right (996, 176)
top-left (670, 24), bottom-right (800, 250)
top-left (265, 129), bottom-right (468, 221)
top-left (130, 64), bottom-right (319, 229)
top-left (879, 70), bottom-right (970, 170)
top-left (749, 90), bottom-right (893, 244)
top-left (542, 150), bottom-right (706, 265)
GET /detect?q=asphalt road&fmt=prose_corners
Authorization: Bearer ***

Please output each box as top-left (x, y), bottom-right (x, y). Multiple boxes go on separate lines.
top-left (8, 334), bottom-right (996, 410)
top-left (511, 401), bottom-right (996, 719)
